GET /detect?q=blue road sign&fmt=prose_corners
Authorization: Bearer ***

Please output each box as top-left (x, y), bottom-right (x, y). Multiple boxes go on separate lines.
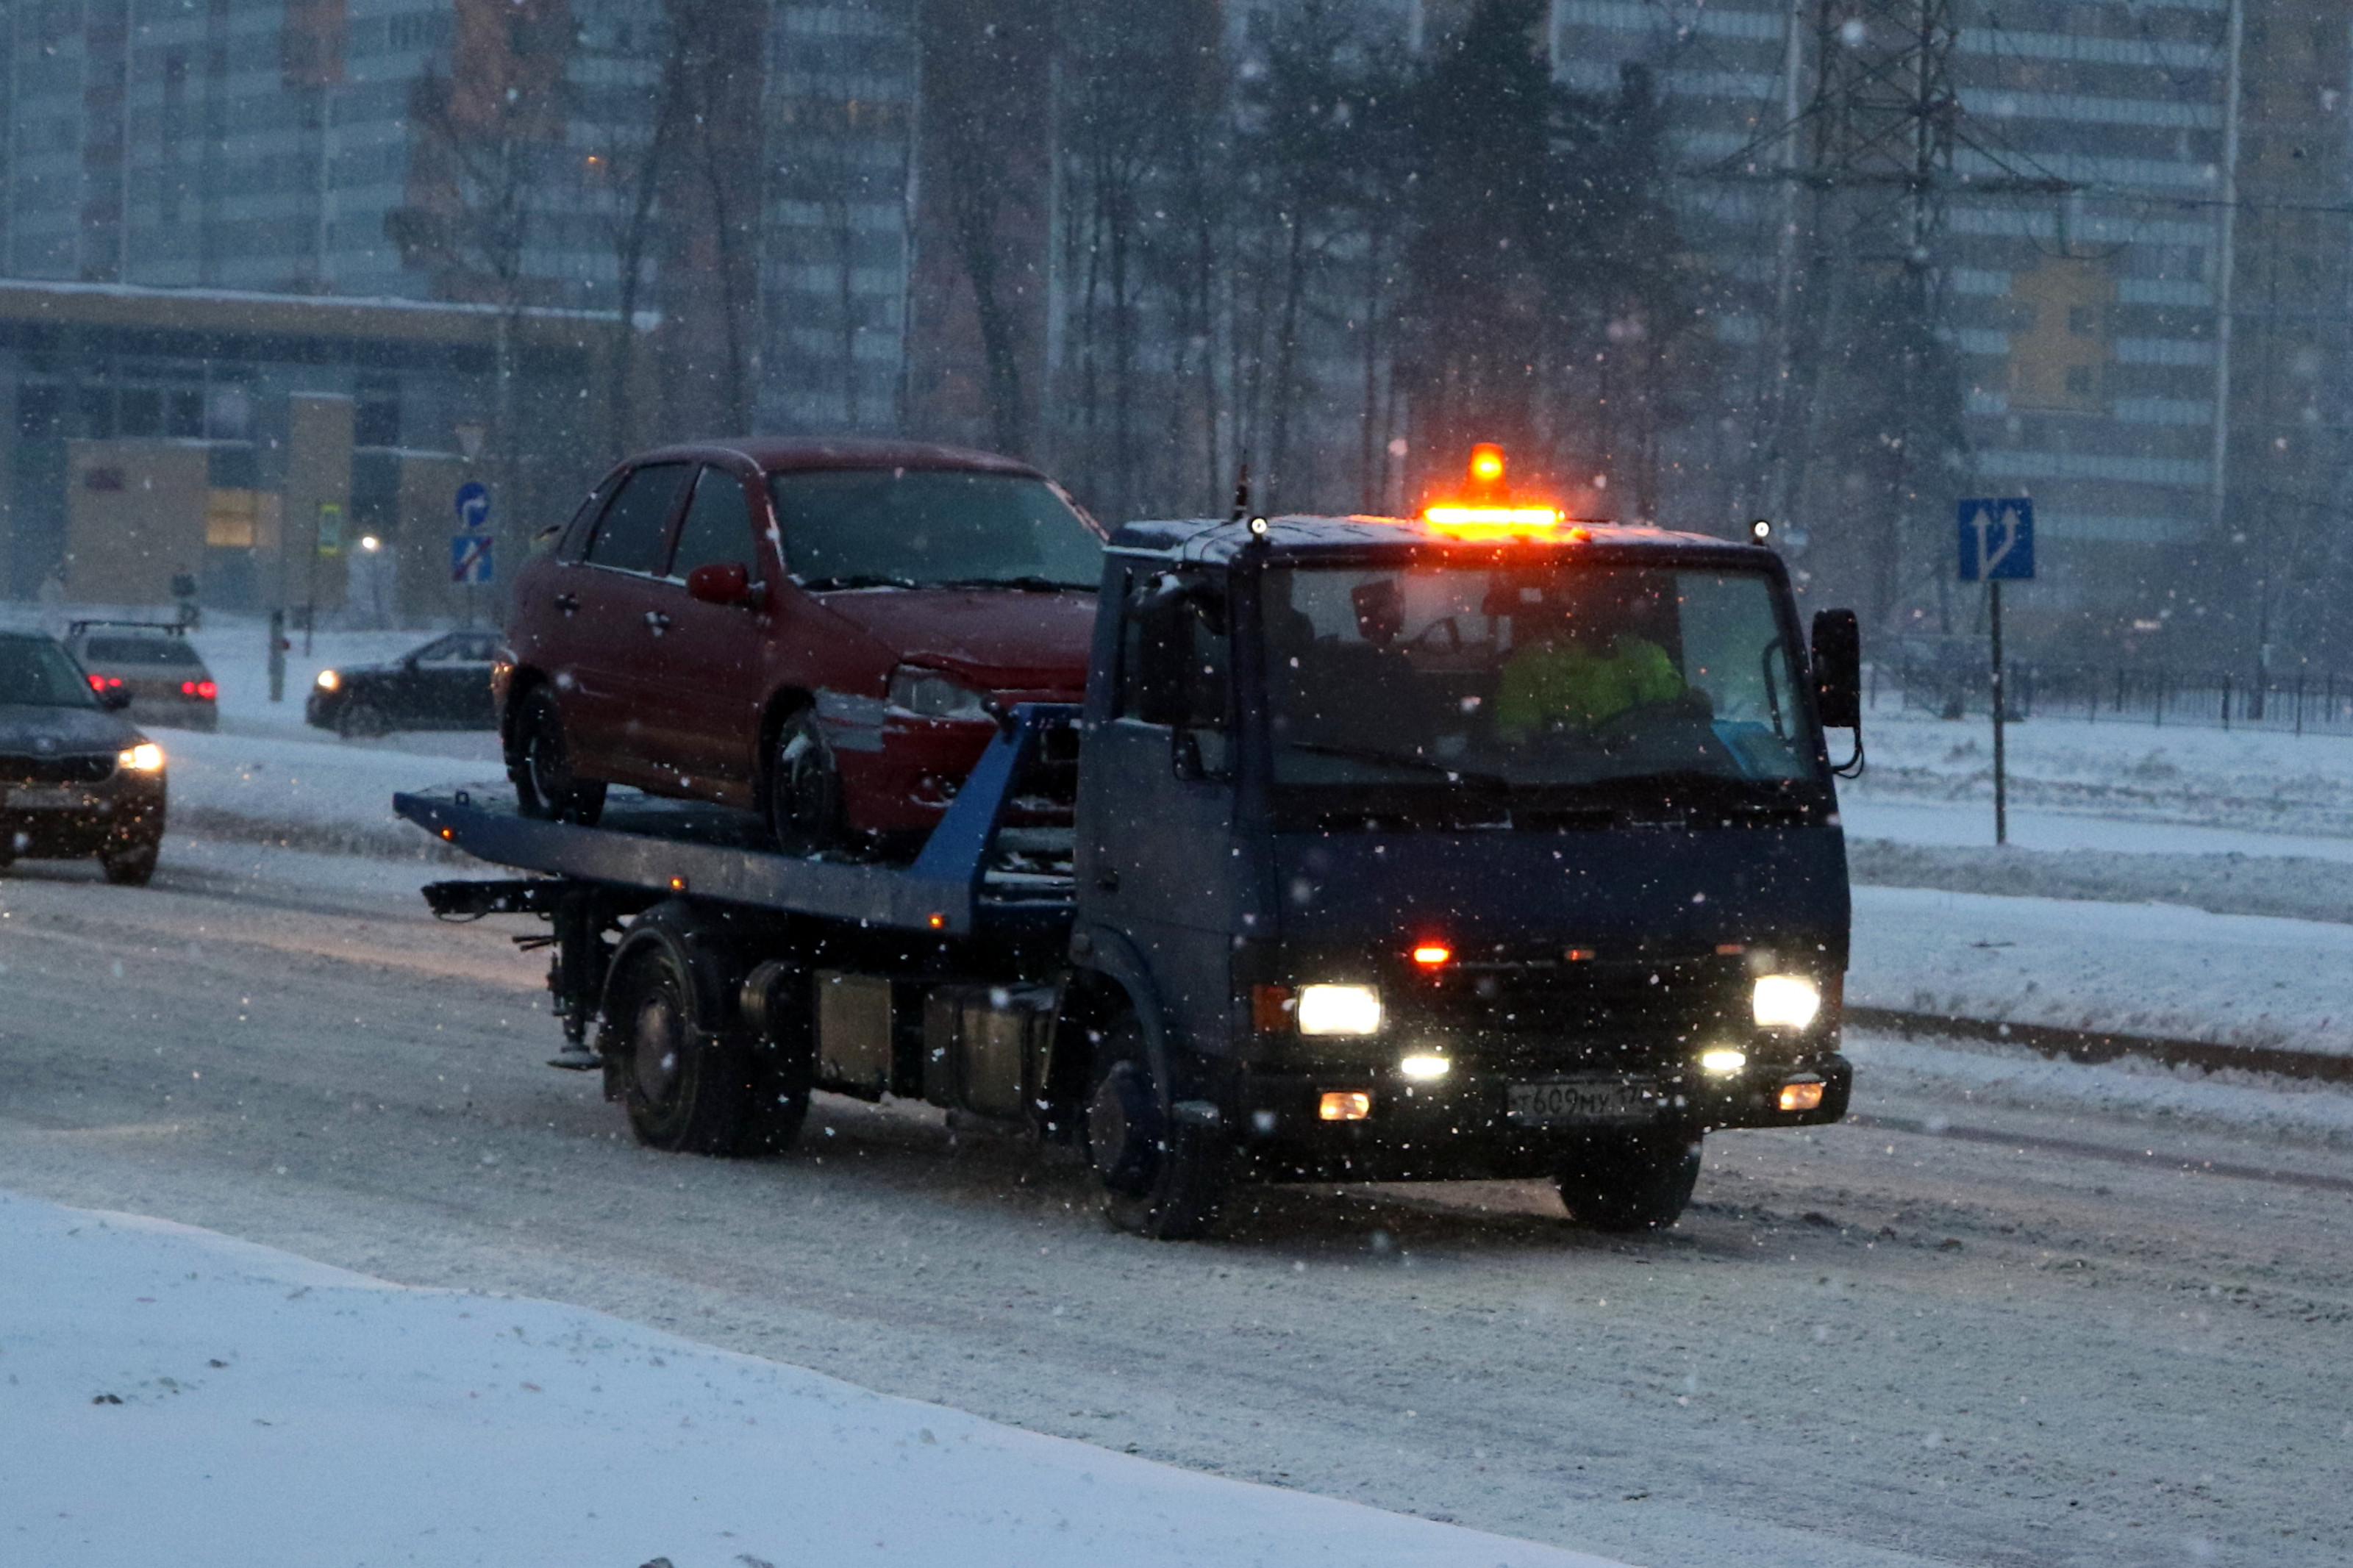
top-left (1957, 498), bottom-right (2035, 581)
top-left (454, 480), bottom-right (491, 531)
top-left (451, 533), bottom-right (495, 585)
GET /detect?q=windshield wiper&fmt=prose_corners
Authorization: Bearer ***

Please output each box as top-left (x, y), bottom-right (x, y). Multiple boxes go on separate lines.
top-left (795, 573), bottom-right (920, 591)
top-left (935, 575), bottom-right (1092, 592)
top-left (1284, 741), bottom-right (1511, 788)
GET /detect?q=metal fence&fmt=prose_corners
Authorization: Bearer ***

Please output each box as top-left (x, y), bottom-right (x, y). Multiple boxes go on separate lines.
top-left (1877, 656), bottom-right (2353, 736)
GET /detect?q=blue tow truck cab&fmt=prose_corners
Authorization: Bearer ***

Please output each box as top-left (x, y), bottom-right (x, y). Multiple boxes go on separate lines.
top-left (401, 509), bottom-right (1861, 1240)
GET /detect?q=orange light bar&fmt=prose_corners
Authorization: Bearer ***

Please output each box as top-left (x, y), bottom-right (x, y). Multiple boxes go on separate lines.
top-left (1411, 944), bottom-right (1452, 968)
top-left (927, 912), bottom-right (947, 929)
top-left (1421, 504), bottom-right (1574, 539)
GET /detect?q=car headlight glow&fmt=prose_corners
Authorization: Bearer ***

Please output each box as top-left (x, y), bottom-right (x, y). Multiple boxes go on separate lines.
top-left (1699, 1047), bottom-right (1748, 1075)
top-left (1296, 984), bottom-right (1382, 1037)
top-left (1752, 974), bottom-right (1822, 1031)
top-left (885, 664), bottom-right (990, 721)
top-left (315, 669), bottom-right (340, 692)
top-left (117, 742), bottom-right (165, 773)
top-left (1398, 1053), bottom-right (1450, 1081)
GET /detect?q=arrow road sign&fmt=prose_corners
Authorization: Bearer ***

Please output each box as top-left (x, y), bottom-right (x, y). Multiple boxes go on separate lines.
top-left (1957, 498), bottom-right (2035, 581)
top-left (451, 533), bottom-right (495, 586)
top-left (454, 480), bottom-right (491, 531)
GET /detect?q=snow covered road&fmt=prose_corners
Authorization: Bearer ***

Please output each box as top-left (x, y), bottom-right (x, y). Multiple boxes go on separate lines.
top-left (2, 848), bottom-right (2349, 1568)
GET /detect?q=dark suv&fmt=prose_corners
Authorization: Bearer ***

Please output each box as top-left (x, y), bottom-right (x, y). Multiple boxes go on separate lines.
top-left (0, 631), bottom-right (168, 884)
top-left (497, 439), bottom-right (1103, 851)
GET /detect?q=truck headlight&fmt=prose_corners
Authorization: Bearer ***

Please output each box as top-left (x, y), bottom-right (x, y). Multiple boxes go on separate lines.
top-left (1752, 974), bottom-right (1821, 1031)
top-left (315, 669), bottom-right (340, 692)
top-left (117, 742), bottom-right (165, 773)
top-left (886, 665), bottom-right (990, 721)
top-left (1296, 984), bottom-right (1382, 1036)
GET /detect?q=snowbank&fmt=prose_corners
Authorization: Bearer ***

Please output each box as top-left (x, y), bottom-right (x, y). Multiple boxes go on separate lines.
top-left (0, 1189), bottom-right (1621, 1568)
top-left (1847, 704), bottom-right (2353, 840)
top-left (148, 726), bottom-right (498, 859)
top-left (1849, 884), bottom-right (2353, 1059)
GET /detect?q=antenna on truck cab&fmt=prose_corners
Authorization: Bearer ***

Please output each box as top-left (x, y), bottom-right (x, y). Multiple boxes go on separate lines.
top-left (1227, 459), bottom-right (1252, 524)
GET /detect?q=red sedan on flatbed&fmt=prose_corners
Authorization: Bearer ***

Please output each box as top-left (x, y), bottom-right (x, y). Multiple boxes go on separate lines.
top-left (496, 439), bottom-right (1103, 852)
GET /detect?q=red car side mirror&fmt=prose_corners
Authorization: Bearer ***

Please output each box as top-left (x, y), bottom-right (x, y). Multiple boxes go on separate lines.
top-left (685, 562), bottom-right (755, 607)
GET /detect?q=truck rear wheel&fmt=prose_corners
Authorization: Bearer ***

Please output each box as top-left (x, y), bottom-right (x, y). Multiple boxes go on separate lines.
top-left (1553, 1128), bottom-right (1703, 1234)
top-left (599, 924), bottom-right (755, 1154)
top-left (735, 959), bottom-right (815, 1155)
top-left (1085, 1018), bottom-right (1229, 1239)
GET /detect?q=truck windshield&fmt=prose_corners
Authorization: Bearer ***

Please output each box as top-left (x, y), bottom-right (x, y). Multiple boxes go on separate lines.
top-left (1261, 562), bottom-right (1814, 790)
top-left (770, 470), bottom-right (1104, 590)
top-left (0, 637), bottom-right (100, 709)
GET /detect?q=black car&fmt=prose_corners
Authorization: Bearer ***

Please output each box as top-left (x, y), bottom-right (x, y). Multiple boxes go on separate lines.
top-left (0, 631), bottom-right (168, 886)
top-left (307, 631), bottom-right (501, 739)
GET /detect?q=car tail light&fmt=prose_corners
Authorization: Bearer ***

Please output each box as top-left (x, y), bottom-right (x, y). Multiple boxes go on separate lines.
top-left (180, 680), bottom-right (218, 700)
top-left (88, 673), bottom-right (122, 691)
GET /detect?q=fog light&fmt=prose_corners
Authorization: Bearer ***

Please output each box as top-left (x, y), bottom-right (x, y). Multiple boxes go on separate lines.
top-left (116, 742), bottom-right (165, 772)
top-left (1752, 974), bottom-right (1822, 1030)
top-left (1398, 1053), bottom-right (1450, 1082)
top-left (1778, 1080), bottom-right (1826, 1113)
top-left (1297, 984), bottom-right (1382, 1036)
top-left (1699, 1048), bottom-right (1747, 1075)
top-left (1318, 1091), bottom-right (1372, 1122)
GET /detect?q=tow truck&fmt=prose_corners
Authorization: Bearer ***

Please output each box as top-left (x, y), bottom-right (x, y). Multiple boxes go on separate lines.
top-left (401, 456), bottom-right (1863, 1238)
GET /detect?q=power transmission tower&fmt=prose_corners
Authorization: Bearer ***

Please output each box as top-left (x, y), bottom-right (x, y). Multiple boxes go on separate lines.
top-left (1740, 0), bottom-right (2061, 623)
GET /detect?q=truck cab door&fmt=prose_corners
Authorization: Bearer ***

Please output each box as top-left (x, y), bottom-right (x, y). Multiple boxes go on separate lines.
top-left (1076, 573), bottom-right (1238, 1053)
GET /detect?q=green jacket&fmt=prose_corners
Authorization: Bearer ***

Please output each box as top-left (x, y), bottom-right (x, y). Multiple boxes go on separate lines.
top-left (1495, 634), bottom-right (1682, 741)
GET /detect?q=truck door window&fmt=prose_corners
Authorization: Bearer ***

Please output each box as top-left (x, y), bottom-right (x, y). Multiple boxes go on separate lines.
top-left (1118, 574), bottom-right (1232, 773)
top-left (668, 466), bottom-right (757, 580)
top-left (582, 462), bottom-right (690, 576)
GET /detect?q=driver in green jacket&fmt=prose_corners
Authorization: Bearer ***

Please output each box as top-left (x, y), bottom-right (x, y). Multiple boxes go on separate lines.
top-left (1494, 596), bottom-right (1685, 742)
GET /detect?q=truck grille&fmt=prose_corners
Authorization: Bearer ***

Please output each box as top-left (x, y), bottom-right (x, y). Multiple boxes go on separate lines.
top-left (1402, 951), bottom-right (1748, 1073)
top-left (0, 752), bottom-right (115, 785)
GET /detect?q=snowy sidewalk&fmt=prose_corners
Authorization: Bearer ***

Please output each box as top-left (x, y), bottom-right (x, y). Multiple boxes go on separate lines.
top-left (0, 1189), bottom-right (1623, 1568)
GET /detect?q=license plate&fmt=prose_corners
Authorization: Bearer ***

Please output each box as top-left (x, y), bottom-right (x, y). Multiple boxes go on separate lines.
top-left (1506, 1077), bottom-right (1666, 1126)
top-left (1, 787), bottom-right (89, 809)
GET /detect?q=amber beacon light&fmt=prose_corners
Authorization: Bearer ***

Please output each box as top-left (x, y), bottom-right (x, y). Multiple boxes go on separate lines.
top-left (1421, 443), bottom-right (1571, 538)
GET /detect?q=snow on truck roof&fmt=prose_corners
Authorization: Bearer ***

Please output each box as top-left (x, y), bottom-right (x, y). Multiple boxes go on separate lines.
top-left (1107, 513), bottom-right (1760, 562)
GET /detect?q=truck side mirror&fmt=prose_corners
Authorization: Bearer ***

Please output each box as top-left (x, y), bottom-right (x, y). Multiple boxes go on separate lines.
top-left (686, 562), bottom-right (754, 606)
top-left (1811, 609), bottom-right (1861, 728)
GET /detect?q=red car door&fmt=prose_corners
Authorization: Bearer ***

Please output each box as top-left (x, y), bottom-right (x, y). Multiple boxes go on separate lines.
top-left (552, 460), bottom-right (695, 785)
top-left (633, 462), bottom-right (772, 802)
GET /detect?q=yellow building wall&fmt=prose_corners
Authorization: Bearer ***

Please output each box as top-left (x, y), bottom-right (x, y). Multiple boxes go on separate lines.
top-left (63, 440), bottom-right (212, 605)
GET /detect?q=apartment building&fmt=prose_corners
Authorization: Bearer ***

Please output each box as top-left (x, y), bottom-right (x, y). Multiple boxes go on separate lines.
top-left (1546, 0), bottom-right (2352, 640)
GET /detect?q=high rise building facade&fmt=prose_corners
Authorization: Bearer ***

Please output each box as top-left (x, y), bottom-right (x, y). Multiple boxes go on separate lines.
top-left (1546, 0), bottom-right (2352, 642)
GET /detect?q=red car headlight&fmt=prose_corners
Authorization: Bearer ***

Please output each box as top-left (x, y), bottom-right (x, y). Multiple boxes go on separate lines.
top-left (885, 665), bottom-right (990, 722)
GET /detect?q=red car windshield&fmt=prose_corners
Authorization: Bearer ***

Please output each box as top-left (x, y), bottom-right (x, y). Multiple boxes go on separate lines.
top-left (768, 470), bottom-right (1102, 590)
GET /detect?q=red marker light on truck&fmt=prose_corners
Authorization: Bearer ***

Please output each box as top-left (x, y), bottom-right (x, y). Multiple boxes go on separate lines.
top-left (1411, 944), bottom-right (1452, 968)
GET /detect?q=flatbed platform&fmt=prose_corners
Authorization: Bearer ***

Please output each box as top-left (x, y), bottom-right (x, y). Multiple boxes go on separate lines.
top-left (392, 705), bottom-right (1078, 937)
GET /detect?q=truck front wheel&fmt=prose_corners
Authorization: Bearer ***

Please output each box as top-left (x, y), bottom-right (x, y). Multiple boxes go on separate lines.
top-left (1085, 1019), bottom-right (1229, 1240)
top-left (600, 934), bottom-right (754, 1154)
top-left (1553, 1128), bottom-right (1703, 1234)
